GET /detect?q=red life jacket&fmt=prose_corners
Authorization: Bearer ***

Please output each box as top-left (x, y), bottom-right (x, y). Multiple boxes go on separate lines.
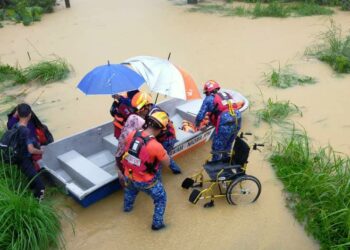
top-left (110, 101), bottom-right (133, 138)
top-left (35, 128), bottom-right (47, 145)
top-left (209, 92), bottom-right (234, 127)
top-left (122, 131), bottom-right (159, 181)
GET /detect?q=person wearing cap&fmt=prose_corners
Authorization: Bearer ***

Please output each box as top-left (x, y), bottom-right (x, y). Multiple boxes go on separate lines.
top-left (115, 92), bottom-right (153, 184)
top-left (195, 80), bottom-right (242, 161)
top-left (121, 110), bottom-right (170, 230)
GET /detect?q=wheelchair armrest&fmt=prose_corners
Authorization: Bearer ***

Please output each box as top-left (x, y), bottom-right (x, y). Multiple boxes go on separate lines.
top-left (220, 164), bottom-right (242, 170)
top-left (210, 150), bottom-right (231, 154)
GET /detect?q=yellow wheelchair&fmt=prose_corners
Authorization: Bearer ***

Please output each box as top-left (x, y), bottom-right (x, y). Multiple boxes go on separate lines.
top-left (181, 132), bottom-right (264, 208)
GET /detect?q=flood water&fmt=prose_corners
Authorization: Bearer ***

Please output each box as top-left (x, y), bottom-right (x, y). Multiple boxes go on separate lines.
top-left (1, 0), bottom-right (350, 249)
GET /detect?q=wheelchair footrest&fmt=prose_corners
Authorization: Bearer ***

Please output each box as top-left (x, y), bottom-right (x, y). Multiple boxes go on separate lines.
top-left (182, 178), bottom-right (195, 189)
top-left (189, 189), bottom-right (201, 204)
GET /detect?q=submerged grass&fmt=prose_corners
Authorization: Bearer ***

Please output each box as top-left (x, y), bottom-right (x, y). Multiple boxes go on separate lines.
top-left (265, 65), bottom-right (316, 89)
top-left (188, 2), bottom-right (333, 18)
top-left (0, 59), bottom-right (70, 86)
top-left (23, 59), bottom-right (70, 84)
top-left (0, 161), bottom-right (65, 250)
top-left (306, 20), bottom-right (350, 73)
top-left (270, 131), bottom-right (350, 249)
top-left (0, 64), bottom-right (27, 85)
top-left (256, 98), bottom-right (302, 125)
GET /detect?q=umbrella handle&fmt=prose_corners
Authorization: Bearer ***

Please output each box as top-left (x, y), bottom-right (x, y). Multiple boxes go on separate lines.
top-left (154, 93), bottom-right (159, 104)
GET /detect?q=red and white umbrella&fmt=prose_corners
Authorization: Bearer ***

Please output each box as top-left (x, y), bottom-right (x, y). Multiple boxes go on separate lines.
top-left (123, 56), bottom-right (201, 100)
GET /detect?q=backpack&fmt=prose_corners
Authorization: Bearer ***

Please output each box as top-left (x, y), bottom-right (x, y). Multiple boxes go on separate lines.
top-left (0, 127), bottom-right (21, 164)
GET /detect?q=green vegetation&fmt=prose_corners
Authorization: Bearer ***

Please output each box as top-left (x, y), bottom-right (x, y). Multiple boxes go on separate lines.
top-left (256, 98), bottom-right (302, 125)
top-left (0, 59), bottom-right (70, 85)
top-left (341, 0), bottom-right (350, 10)
top-left (286, 2), bottom-right (334, 16)
top-left (23, 59), bottom-right (70, 84)
top-left (0, 161), bottom-right (64, 250)
top-left (265, 65), bottom-right (316, 88)
top-left (0, 0), bottom-right (56, 26)
top-left (0, 64), bottom-right (27, 85)
top-left (306, 21), bottom-right (350, 73)
top-left (252, 1), bottom-right (289, 17)
top-left (189, 2), bottom-right (334, 18)
top-left (270, 131), bottom-right (350, 249)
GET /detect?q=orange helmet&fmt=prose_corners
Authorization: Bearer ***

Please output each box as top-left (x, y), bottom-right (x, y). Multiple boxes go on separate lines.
top-left (203, 80), bottom-right (220, 94)
top-left (147, 111), bottom-right (169, 130)
top-left (131, 92), bottom-right (152, 110)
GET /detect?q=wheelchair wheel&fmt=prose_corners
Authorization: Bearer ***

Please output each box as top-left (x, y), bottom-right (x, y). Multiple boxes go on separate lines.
top-left (189, 189), bottom-right (201, 204)
top-left (226, 175), bottom-right (261, 205)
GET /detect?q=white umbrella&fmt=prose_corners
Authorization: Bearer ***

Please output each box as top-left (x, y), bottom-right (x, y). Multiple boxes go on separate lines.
top-left (123, 56), bottom-right (201, 100)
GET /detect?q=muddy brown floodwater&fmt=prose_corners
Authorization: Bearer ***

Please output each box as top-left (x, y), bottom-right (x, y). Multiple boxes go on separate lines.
top-left (1, 0), bottom-right (350, 249)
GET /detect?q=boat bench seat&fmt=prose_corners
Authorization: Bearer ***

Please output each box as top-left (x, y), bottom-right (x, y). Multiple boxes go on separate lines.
top-left (103, 134), bottom-right (119, 152)
top-left (176, 100), bottom-right (202, 116)
top-left (58, 150), bottom-right (112, 185)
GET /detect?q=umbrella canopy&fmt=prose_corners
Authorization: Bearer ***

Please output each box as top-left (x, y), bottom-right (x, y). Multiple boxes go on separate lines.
top-left (123, 56), bottom-right (201, 100)
top-left (77, 63), bottom-right (145, 95)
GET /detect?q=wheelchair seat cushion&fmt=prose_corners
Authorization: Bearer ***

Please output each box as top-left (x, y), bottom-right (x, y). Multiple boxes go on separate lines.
top-left (203, 161), bottom-right (242, 180)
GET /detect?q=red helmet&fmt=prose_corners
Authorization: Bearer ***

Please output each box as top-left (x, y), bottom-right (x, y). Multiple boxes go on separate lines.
top-left (203, 80), bottom-right (220, 94)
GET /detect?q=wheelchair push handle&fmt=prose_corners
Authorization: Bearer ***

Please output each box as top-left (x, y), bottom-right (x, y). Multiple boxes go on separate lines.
top-left (239, 132), bottom-right (252, 139)
top-left (253, 143), bottom-right (264, 150)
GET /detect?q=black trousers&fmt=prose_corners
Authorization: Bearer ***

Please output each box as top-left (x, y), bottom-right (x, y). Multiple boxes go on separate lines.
top-left (17, 157), bottom-right (45, 198)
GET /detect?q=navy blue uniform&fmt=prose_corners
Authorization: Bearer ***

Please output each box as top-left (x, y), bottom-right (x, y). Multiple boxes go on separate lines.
top-left (195, 94), bottom-right (242, 161)
top-left (16, 124), bottom-right (45, 198)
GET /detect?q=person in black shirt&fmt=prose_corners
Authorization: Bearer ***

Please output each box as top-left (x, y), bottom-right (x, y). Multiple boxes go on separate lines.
top-left (15, 103), bottom-right (45, 200)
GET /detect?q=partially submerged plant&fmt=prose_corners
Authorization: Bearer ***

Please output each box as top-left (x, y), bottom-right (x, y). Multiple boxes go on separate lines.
top-left (252, 1), bottom-right (289, 18)
top-left (0, 161), bottom-right (65, 250)
top-left (287, 2), bottom-right (333, 16)
top-left (306, 20), bottom-right (350, 73)
top-left (188, 1), bottom-right (333, 18)
top-left (256, 98), bottom-right (302, 125)
top-left (0, 183), bottom-right (64, 250)
top-left (270, 130), bottom-right (350, 249)
top-left (0, 64), bottom-right (27, 85)
top-left (0, 0), bottom-right (55, 26)
top-left (265, 65), bottom-right (316, 89)
top-left (23, 59), bottom-right (70, 84)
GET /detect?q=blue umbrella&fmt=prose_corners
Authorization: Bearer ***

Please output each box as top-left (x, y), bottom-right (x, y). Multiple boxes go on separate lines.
top-left (77, 63), bottom-right (145, 95)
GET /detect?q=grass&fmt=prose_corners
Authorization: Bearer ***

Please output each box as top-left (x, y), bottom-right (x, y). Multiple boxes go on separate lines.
top-left (252, 1), bottom-right (289, 17)
top-left (265, 65), bottom-right (316, 89)
top-left (0, 160), bottom-right (65, 250)
top-left (23, 59), bottom-right (70, 84)
top-left (270, 130), bottom-right (350, 249)
top-left (188, 2), bottom-right (333, 18)
top-left (288, 2), bottom-right (334, 16)
top-left (0, 64), bottom-right (27, 85)
top-left (256, 98), bottom-right (302, 125)
top-left (0, 59), bottom-right (70, 86)
top-left (0, 0), bottom-right (56, 26)
top-left (306, 20), bottom-right (350, 73)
